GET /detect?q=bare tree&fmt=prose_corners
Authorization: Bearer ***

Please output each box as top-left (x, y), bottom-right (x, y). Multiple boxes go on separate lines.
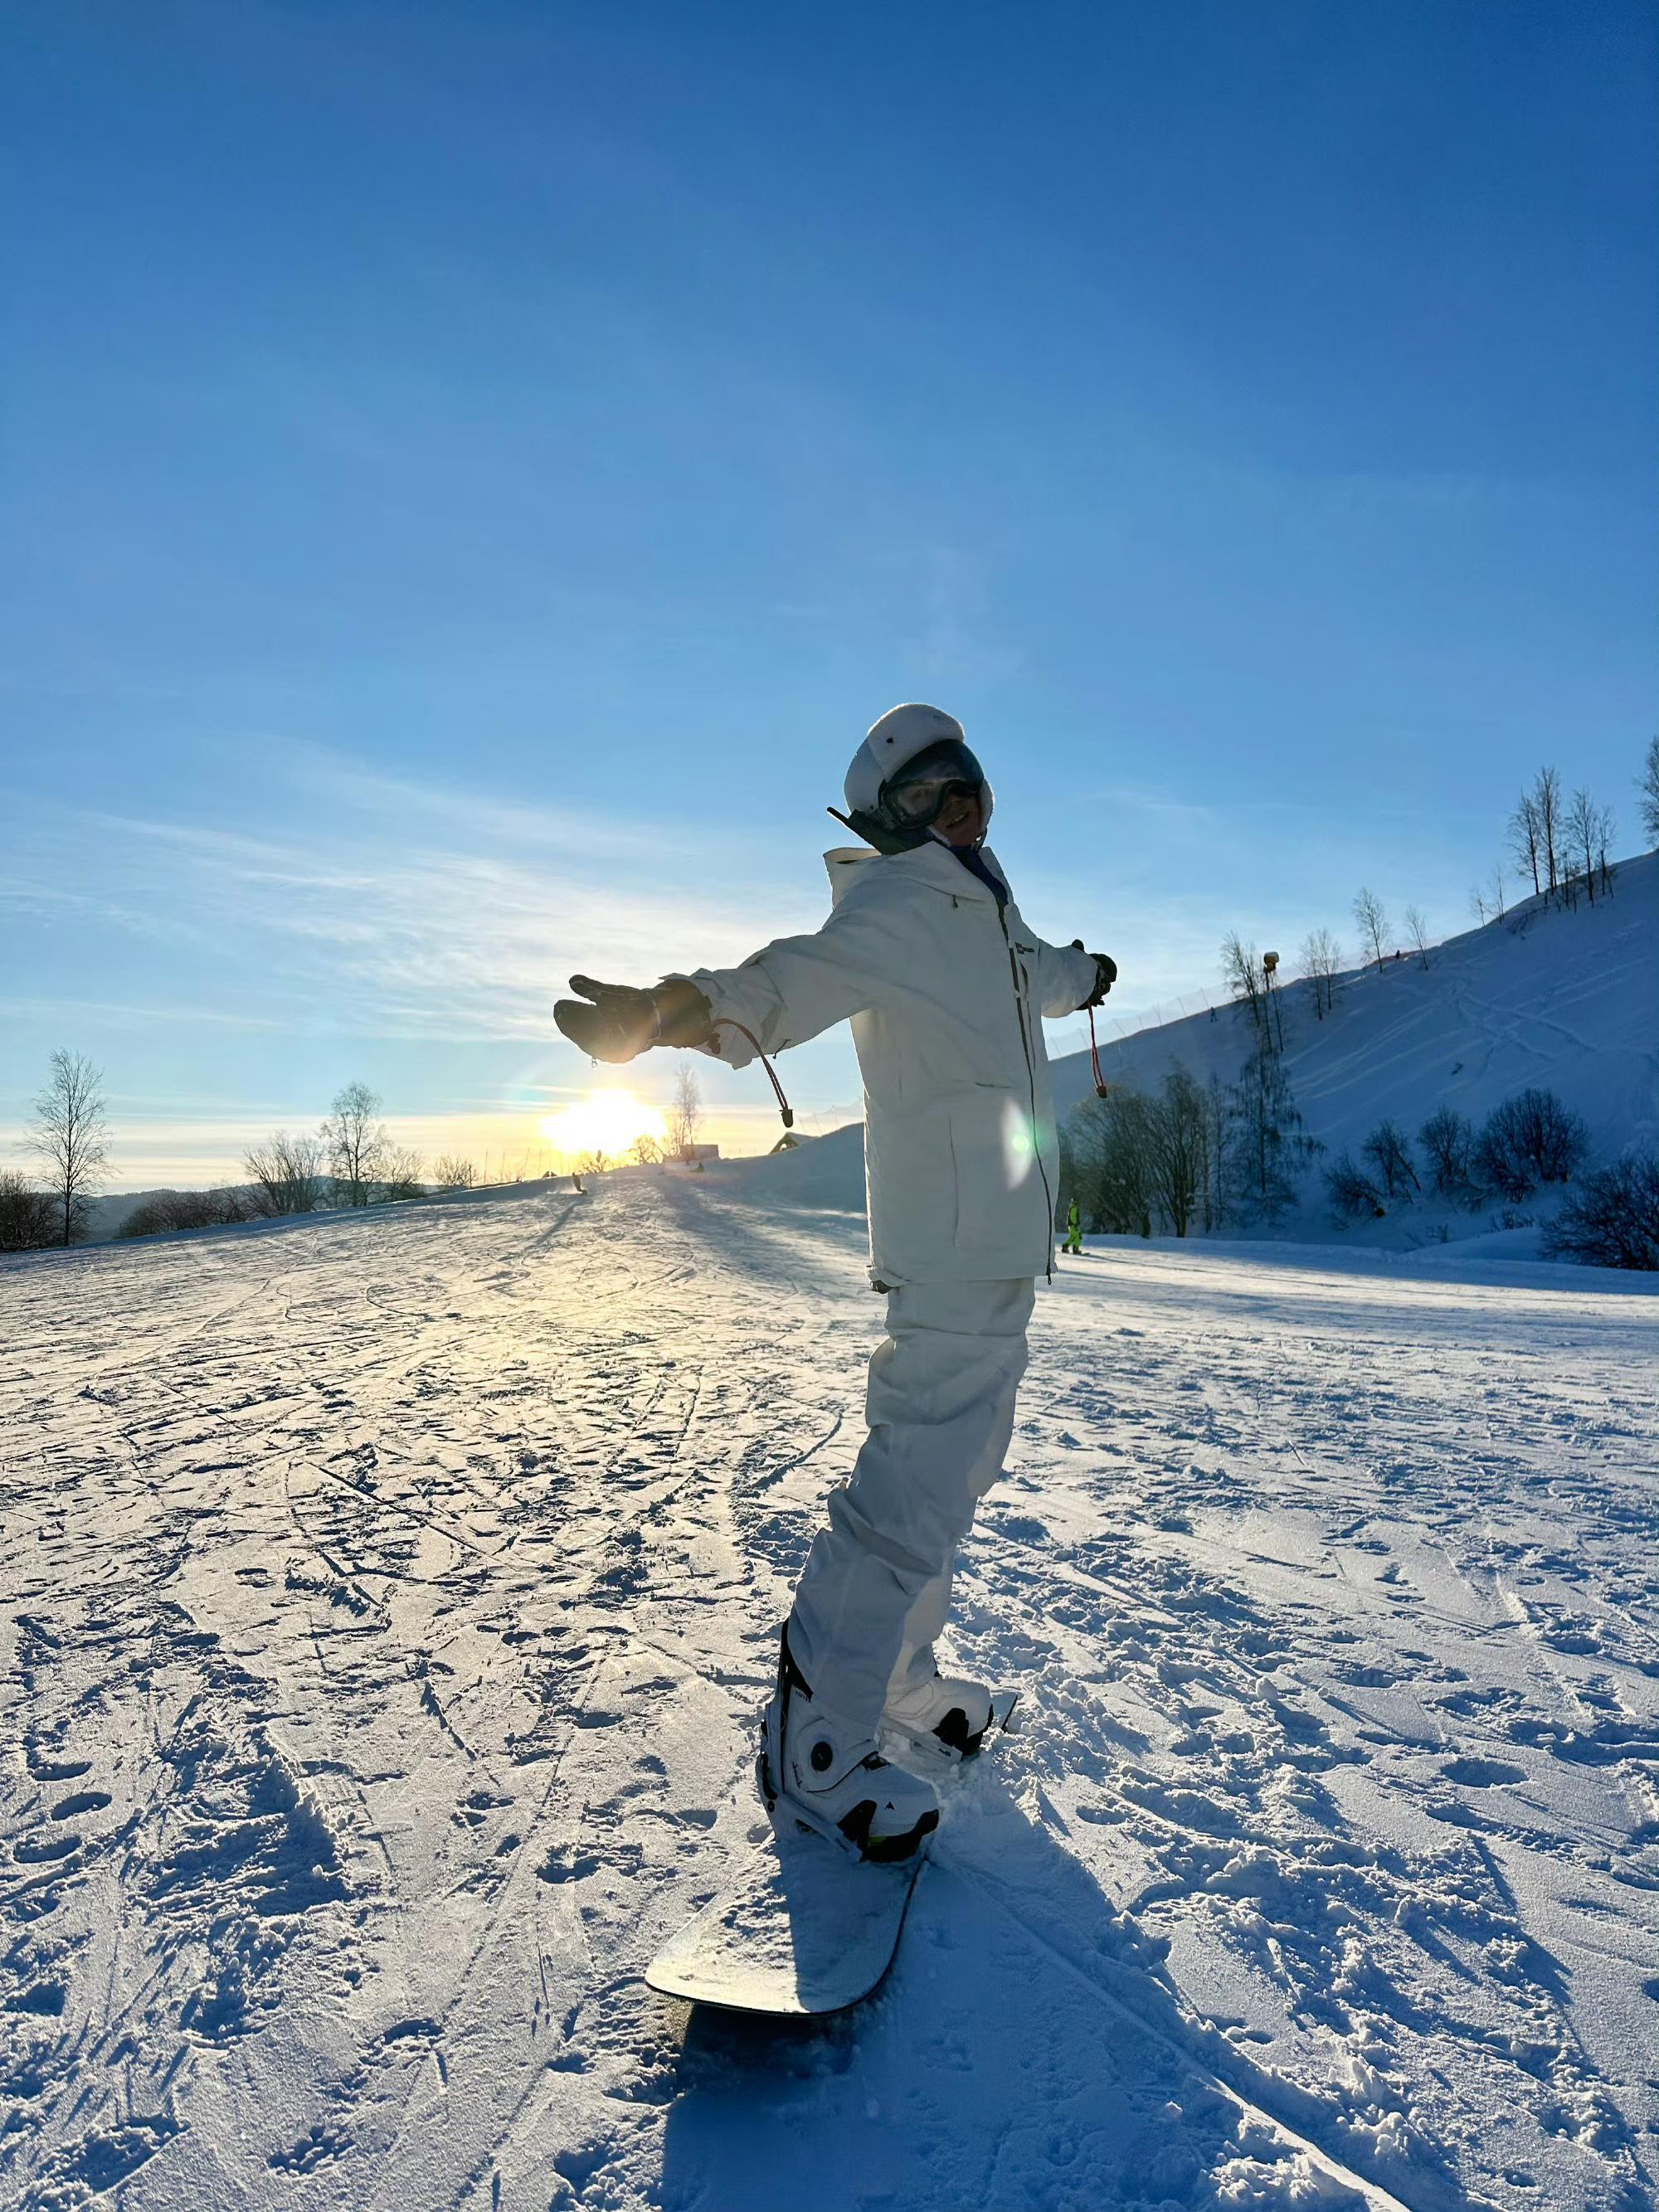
top-left (1144, 1065), bottom-right (1209, 1237)
top-left (1486, 857), bottom-right (1507, 921)
top-left (1596, 804), bottom-right (1617, 898)
top-left (1225, 1048), bottom-right (1316, 1221)
top-left (117, 1188), bottom-right (251, 1238)
top-left (27, 1049), bottom-right (109, 1247)
top-left (242, 1130), bottom-right (327, 1216)
top-left (1295, 928), bottom-right (1340, 1019)
top-left (321, 1082), bottom-right (388, 1206)
top-left (1326, 1153), bottom-right (1384, 1219)
top-left (667, 1060), bottom-right (703, 1164)
top-left (1469, 885), bottom-right (1489, 926)
top-left (1640, 736), bottom-right (1659, 843)
top-left (1066, 1088), bottom-right (1155, 1236)
top-left (1542, 1156), bottom-right (1659, 1270)
top-left (1532, 765), bottom-right (1562, 897)
top-left (0, 1172), bottom-right (57, 1252)
top-left (1219, 931), bottom-right (1266, 1036)
top-left (1574, 787), bottom-right (1619, 907)
top-left (1418, 1106), bottom-right (1478, 1202)
top-left (1404, 905), bottom-right (1431, 970)
top-left (1508, 791), bottom-right (1543, 899)
top-left (1361, 1119), bottom-right (1419, 1202)
top-left (1574, 787), bottom-right (1601, 907)
top-left (630, 1132), bottom-right (664, 1166)
top-left (431, 1154), bottom-right (477, 1189)
top-left (1475, 1087), bottom-right (1587, 1198)
top-left (1352, 887), bottom-right (1389, 972)
top-left (380, 1145), bottom-right (426, 1201)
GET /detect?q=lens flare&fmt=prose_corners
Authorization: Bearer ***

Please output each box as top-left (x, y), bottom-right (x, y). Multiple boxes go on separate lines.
top-left (1001, 1099), bottom-right (1037, 1178)
top-left (540, 1091), bottom-right (667, 1159)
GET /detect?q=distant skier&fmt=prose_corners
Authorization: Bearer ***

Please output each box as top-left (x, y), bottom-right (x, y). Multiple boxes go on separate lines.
top-left (556, 704), bottom-right (1115, 1861)
top-left (1063, 1198), bottom-right (1083, 1255)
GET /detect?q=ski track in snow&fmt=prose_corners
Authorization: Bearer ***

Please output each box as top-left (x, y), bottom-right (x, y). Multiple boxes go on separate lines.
top-left (2, 1179), bottom-right (1656, 2212)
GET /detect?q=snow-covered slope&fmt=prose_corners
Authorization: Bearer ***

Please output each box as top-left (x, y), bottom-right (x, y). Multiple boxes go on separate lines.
top-left (703, 1122), bottom-right (868, 1213)
top-left (1055, 851), bottom-right (1659, 1171)
top-left (3, 1178), bottom-right (1655, 2210)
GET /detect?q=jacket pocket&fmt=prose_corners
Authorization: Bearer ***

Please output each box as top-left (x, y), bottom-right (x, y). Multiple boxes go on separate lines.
top-left (947, 1087), bottom-right (1043, 1259)
top-left (866, 1101), bottom-right (959, 1267)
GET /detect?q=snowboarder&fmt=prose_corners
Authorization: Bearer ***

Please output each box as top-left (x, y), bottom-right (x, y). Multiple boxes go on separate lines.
top-left (1063, 1198), bottom-right (1083, 1255)
top-left (555, 704), bottom-right (1115, 1862)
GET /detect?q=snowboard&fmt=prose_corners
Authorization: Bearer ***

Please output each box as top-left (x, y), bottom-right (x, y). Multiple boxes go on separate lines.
top-left (645, 1689), bottom-right (1017, 2018)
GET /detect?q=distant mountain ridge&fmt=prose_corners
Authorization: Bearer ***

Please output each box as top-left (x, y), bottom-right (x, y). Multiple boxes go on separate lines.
top-left (71, 1183), bottom-right (268, 1245)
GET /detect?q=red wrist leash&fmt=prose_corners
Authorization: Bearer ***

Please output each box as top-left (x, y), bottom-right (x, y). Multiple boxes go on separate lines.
top-left (1089, 1004), bottom-right (1109, 1098)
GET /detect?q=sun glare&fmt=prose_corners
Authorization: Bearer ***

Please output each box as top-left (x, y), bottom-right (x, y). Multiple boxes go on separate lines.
top-left (539, 1091), bottom-right (667, 1159)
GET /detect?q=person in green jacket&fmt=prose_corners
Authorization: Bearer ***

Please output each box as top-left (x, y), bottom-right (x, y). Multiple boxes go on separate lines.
top-left (1062, 1198), bottom-right (1082, 1255)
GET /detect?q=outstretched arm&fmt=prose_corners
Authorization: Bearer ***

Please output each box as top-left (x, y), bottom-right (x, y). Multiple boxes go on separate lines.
top-left (555, 893), bottom-right (896, 1070)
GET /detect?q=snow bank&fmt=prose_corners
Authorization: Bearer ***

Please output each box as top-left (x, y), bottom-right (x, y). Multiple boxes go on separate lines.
top-left (703, 1120), bottom-right (868, 1213)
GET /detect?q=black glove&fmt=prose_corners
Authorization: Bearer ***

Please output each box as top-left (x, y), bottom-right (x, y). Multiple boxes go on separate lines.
top-left (1071, 942), bottom-right (1117, 1008)
top-left (554, 975), bottom-right (714, 1064)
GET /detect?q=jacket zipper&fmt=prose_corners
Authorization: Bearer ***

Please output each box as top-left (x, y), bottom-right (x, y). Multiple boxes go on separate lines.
top-left (999, 906), bottom-right (1055, 1283)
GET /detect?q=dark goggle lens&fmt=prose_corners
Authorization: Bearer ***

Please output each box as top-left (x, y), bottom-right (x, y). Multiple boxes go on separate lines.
top-left (882, 740), bottom-right (985, 825)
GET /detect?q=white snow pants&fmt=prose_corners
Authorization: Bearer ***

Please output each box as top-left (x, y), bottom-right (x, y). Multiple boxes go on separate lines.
top-left (786, 1277), bottom-right (1036, 1737)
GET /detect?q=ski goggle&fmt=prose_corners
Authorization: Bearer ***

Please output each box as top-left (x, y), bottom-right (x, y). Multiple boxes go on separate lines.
top-left (879, 737), bottom-right (989, 829)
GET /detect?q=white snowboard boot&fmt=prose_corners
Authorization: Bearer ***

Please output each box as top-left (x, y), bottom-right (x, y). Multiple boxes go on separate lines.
top-left (883, 1670), bottom-right (994, 1763)
top-left (759, 1628), bottom-right (940, 1864)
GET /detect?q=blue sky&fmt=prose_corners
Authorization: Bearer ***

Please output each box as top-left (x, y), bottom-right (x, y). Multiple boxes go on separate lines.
top-left (3, 0), bottom-right (1653, 1184)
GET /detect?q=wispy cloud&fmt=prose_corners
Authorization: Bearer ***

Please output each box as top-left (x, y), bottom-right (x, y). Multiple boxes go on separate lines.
top-left (0, 998), bottom-right (283, 1032)
top-left (12, 751), bottom-right (822, 1047)
top-left (5, 741), bottom-right (870, 1184)
top-left (270, 737), bottom-right (711, 866)
top-left (1071, 781), bottom-right (1311, 829)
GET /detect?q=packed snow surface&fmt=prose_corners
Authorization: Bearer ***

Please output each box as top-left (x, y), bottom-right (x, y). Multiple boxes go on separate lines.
top-left (2, 1177), bottom-right (1656, 2210)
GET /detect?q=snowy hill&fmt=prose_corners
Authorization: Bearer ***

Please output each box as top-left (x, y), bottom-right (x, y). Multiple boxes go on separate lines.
top-left (703, 1122), bottom-right (868, 1213)
top-left (718, 852), bottom-right (1659, 1249)
top-left (1055, 848), bottom-right (1658, 1168)
top-left (2, 1176), bottom-right (1654, 2210)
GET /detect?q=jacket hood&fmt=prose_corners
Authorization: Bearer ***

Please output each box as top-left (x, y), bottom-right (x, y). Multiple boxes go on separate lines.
top-left (824, 839), bottom-right (1005, 908)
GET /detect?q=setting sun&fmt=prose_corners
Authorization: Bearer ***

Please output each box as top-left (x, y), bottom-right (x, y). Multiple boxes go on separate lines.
top-left (539, 1090), bottom-right (667, 1160)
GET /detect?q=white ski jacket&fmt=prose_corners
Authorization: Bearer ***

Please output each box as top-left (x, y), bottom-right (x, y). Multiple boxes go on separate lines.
top-left (681, 841), bottom-right (1097, 1286)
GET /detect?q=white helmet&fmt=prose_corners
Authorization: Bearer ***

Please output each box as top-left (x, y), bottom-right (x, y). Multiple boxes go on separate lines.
top-left (841, 703), bottom-right (991, 851)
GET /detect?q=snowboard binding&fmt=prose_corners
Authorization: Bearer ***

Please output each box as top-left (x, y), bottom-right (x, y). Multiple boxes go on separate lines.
top-left (757, 1627), bottom-right (939, 1864)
